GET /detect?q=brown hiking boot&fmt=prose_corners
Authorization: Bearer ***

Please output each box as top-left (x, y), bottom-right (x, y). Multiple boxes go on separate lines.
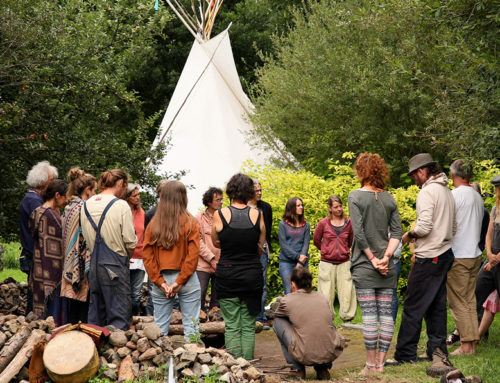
top-left (426, 348), bottom-right (455, 377)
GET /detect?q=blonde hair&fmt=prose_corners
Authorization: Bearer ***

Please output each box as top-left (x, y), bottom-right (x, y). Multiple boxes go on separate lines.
top-left (67, 167), bottom-right (96, 198)
top-left (149, 181), bottom-right (193, 249)
top-left (98, 169), bottom-right (128, 191)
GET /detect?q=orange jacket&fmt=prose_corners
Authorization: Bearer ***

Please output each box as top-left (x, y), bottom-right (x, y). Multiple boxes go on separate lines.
top-left (143, 216), bottom-right (199, 287)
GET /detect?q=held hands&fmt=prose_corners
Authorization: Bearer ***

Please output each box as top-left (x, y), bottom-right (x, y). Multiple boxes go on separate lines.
top-left (160, 282), bottom-right (182, 298)
top-left (371, 255), bottom-right (389, 276)
top-left (296, 254), bottom-right (308, 268)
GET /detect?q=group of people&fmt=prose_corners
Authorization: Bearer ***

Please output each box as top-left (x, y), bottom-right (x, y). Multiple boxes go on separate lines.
top-left (17, 152), bottom-right (500, 379)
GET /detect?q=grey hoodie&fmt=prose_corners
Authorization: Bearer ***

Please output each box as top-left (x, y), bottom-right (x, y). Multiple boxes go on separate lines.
top-left (413, 173), bottom-right (457, 258)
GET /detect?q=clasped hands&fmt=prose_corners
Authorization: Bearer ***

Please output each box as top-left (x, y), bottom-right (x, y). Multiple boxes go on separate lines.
top-left (484, 252), bottom-right (500, 271)
top-left (160, 281), bottom-right (182, 298)
top-left (371, 254), bottom-right (391, 276)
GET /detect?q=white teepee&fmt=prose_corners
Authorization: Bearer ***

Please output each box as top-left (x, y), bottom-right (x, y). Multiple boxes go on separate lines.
top-left (152, 3), bottom-right (293, 213)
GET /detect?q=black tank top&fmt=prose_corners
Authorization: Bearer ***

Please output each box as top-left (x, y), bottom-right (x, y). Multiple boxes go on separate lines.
top-left (218, 206), bottom-right (261, 265)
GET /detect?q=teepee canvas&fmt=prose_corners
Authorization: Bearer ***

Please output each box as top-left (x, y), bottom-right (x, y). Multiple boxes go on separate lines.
top-left (152, 1), bottom-right (292, 212)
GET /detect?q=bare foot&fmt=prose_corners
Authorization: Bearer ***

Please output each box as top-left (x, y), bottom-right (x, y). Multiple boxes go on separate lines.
top-left (451, 347), bottom-right (475, 356)
top-left (359, 363), bottom-right (376, 374)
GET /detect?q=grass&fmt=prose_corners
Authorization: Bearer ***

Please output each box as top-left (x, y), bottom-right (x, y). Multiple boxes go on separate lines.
top-left (0, 268), bottom-right (27, 282)
top-left (0, 240), bottom-right (21, 269)
top-left (330, 300), bottom-right (500, 382)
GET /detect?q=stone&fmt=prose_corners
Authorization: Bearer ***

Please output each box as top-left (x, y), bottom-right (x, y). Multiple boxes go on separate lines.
top-left (236, 357), bottom-right (250, 368)
top-left (218, 365), bottom-right (229, 374)
top-left (199, 310), bottom-right (207, 322)
top-left (153, 353), bottom-right (166, 367)
top-left (125, 329), bottom-right (134, 339)
top-left (206, 347), bottom-right (219, 355)
top-left (243, 366), bottom-right (262, 381)
top-left (136, 337), bottom-right (149, 353)
top-left (201, 364), bottom-right (211, 376)
top-left (117, 346), bottom-right (131, 358)
top-left (212, 356), bottom-right (224, 366)
top-left (109, 330), bottom-right (128, 347)
top-left (130, 332), bottom-right (139, 343)
top-left (132, 363), bottom-right (140, 377)
top-left (131, 350), bottom-right (140, 363)
top-left (220, 372), bottom-right (231, 382)
top-left (235, 369), bottom-right (245, 380)
top-left (139, 348), bottom-right (158, 361)
top-left (118, 355), bottom-right (135, 382)
top-left (181, 368), bottom-right (195, 378)
top-left (224, 354), bottom-right (238, 367)
top-left (126, 341), bottom-right (137, 350)
top-left (160, 336), bottom-right (173, 351)
top-left (105, 324), bottom-right (119, 333)
top-left (147, 366), bottom-right (156, 378)
top-left (198, 352), bottom-right (212, 364)
top-left (231, 365), bottom-right (240, 373)
top-left (100, 356), bottom-right (108, 367)
top-left (173, 347), bottom-right (185, 357)
top-left (192, 362), bottom-right (202, 377)
top-left (181, 350), bottom-right (197, 363)
top-left (25, 311), bottom-right (37, 322)
top-left (263, 374), bottom-right (281, 383)
top-left (136, 330), bottom-right (145, 338)
top-left (184, 342), bottom-right (205, 354)
top-left (107, 363), bottom-right (118, 369)
top-left (103, 349), bottom-right (116, 362)
top-left (170, 310), bottom-right (183, 324)
top-left (16, 315), bottom-right (26, 324)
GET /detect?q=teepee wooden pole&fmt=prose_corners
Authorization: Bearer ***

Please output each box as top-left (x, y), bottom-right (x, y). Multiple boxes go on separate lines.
top-left (166, 0), bottom-right (202, 42)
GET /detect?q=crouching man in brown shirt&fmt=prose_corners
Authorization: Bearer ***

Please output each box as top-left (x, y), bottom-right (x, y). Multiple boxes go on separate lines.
top-left (273, 267), bottom-right (345, 380)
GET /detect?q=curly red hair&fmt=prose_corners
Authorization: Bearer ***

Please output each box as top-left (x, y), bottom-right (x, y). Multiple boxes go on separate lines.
top-left (355, 153), bottom-right (389, 189)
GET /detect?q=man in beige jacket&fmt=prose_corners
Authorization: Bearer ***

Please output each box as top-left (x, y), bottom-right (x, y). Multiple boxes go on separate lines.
top-left (393, 153), bottom-right (456, 377)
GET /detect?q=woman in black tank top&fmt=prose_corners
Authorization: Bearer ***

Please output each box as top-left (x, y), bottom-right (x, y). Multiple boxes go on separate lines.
top-left (212, 173), bottom-right (266, 360)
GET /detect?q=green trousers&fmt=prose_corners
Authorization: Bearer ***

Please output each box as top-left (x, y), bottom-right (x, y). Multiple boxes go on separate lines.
top-left (219, 297), bottom-right (256, 360)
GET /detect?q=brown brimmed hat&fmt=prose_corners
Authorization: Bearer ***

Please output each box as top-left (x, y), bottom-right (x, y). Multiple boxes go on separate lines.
top-left (407, 153), bottom-right (437, 176)
top-left (490, 175), bottom-right (500, 187)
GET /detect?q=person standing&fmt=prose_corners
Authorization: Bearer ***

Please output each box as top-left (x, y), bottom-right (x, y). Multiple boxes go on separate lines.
top-left (279, 197), bottom-right (310, 295)
top-left (126, 184), bottom-right (146, 316)
top-left (273, 267), bottom-right (344, 380)
top-left (314, 195), bottom-right (356, 321)
top-left (394, 153), bottom-right (456, 378)
top-left (19, 161), bottom-right (58, 314)
top-left (447, 160), bottom-right (484, 355)
top-left (212, 173), bottom-right (266, 359)
top-left (61, 168), bottom-right (97, 324)
top-left (348, 153), bottom-right (402, 373)
top-left (248, 180), bottom-right (273, 327)
top-left (81, 169), bottom-right (137, 330)
top-left (196, 187), bottom-right (223, 312)
top-left (29, 179), bottom-right (68, 325)
top-left (143, 181), bottom-right (201, 341)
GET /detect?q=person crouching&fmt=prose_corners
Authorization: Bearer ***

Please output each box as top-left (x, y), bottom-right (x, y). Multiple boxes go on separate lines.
top-left (273, 267), bottom-right (345, 380)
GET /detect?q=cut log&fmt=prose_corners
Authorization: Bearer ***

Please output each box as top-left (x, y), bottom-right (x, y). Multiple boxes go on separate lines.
top-left (0, 329), bottom-right (46, 383)
top-left (0, 325), bottom-right (32, 371)
top-left (167, 322), bottom-right (262, 335)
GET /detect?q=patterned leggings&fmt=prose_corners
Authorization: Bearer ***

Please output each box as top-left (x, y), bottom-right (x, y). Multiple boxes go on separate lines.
top-left (356, 288), bottom-right (394, 353)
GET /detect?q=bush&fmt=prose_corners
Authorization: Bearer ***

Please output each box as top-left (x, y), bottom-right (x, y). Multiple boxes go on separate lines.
top-left (0, 240), bottom-right (21, 269)
top-left (245, 156), bottom-right (500, 301)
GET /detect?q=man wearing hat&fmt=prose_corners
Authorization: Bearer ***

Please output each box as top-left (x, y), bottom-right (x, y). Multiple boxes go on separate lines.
top-left (392, 153), bottom-right (456, 377)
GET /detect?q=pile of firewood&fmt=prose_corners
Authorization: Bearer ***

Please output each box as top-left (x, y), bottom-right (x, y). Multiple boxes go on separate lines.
top-left (0, 313), bottom-right (268, 383)
top-left (0, 278), bottom-right (27, 316)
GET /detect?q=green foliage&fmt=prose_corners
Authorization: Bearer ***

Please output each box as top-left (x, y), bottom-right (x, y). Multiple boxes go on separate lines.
top-left (0, 241), bottom-right (21, 269)
top-left (245, 156), bottom-right (500, 301)
top-left (0, 269), bottom-right (27, 283)
top-left (181, 365), bottom-right (223, 383)
top-left (0, 0), bottom-right (175, 238)
top-left (251, 0), bottom-right (500, 181)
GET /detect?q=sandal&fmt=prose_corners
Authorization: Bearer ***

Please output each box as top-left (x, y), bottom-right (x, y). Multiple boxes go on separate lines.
top-left (359, 362), bottom-right (376, 374)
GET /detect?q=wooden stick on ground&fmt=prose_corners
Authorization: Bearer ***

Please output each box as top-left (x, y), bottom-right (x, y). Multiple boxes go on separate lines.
top-left (0, 329), bottom-right (46, 383)
top-left (0, 325), bottom-right (32, 372)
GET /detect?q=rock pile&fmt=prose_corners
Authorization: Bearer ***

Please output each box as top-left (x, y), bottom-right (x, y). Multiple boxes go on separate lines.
top-left (0, 314), bottom-right (266, 383)
top-left (0, 278), bottom-right (27, 316)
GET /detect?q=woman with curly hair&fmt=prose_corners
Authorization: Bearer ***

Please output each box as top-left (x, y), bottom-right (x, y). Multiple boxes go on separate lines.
top-left (279, 197), bottom-right (310, 295)
top-left (348, 153), bottom-right (402, 373)
top-left (212, 173), bottom-right (266, 359)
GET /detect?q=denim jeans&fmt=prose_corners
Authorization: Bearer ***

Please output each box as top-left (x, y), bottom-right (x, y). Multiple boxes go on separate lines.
top-left (130, 269), bottom-right (146, 316)
top-left (256, 249), bottom-right (269, 322)
top-left (280, 261), bottom-right (308, 295)
top-left (391, 260), bottom-right (401, 322)
top-left (151, 270), bottom-right (201, 341)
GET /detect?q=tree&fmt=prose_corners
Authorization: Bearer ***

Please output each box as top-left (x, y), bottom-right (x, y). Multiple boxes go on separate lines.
top-left (0, 0), bottom-right (172, 238)
top-left (251, 0), bottom-right (499, 181)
